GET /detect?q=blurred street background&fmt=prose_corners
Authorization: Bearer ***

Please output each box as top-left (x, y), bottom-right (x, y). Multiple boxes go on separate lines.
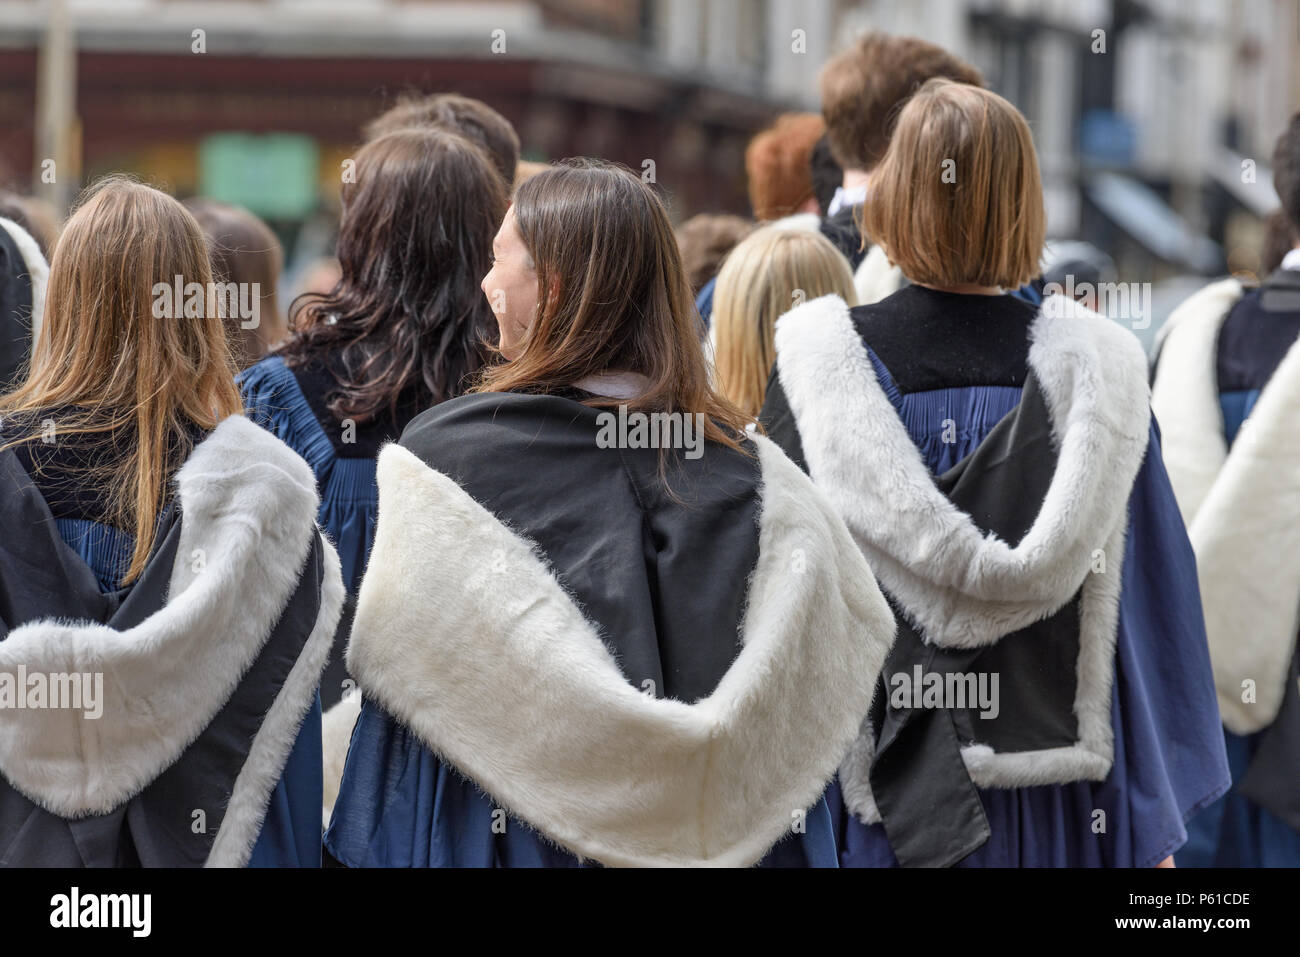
top-left (1, 0), bottom-right (1298, 337)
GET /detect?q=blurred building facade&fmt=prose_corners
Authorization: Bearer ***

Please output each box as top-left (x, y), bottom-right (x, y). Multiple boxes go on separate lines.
top-left (0, 0), bottom-right (1296, 278)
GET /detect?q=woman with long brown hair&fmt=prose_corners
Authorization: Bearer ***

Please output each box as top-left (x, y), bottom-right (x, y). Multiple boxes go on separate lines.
top-left (324, 159), bottom-right (895, 867)
top-left (240, 128), bottom-right (505, 711)
top-left (0, 176), bottom-right (343, 867)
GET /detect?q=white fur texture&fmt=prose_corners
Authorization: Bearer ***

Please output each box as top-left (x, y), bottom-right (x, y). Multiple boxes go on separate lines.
top-left (0, 217), bottom-right (48, 348)
top-left (1150, 278), bottom-right (1243, 524)
top-left (345, 435), bottom-right (896, 867)
top-left (1153, 278), bottom-right (1300, 733)
top-left (0, 415), bottom-right (340, 839)
top-left (320, 693), bottom-right (362, 827)
top-left (774, 294), bottom-right (1149, 819)
top-left (854, 244), bottom-right (902, 306)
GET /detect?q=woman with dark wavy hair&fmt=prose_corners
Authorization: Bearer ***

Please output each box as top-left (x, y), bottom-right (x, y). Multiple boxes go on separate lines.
top-left (241, 128), bottom-right (505, 712)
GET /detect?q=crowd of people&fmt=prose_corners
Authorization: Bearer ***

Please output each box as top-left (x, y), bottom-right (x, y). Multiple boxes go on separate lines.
top-left (0, 31), bottom-right (1296, 869)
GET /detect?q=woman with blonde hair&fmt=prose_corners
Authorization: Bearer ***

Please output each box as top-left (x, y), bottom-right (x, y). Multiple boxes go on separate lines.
top-left (762, 80), bottom-right (1229, 868)
top-left (712, 225), bottom-right (856, 419)
top-left (0, 176), bottom-right (342, 867)
top-left (325, 159), bottom-right (895, 867)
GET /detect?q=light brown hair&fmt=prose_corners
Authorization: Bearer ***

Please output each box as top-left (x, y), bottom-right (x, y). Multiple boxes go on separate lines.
top-left (474, 158), bottom-right (752, 455)
top-left (861, 79), bottom-right (1044, 289)
top-left (820, 33), bottom-right (983, 171)
top-left (745, 113), bottom-right (825, 220)
top-left (712, 226), bottom-right (857, 418)
top-left (364, 92), bottom-right (520, 186)
top-left (184, 198), bottom-right (286, 368)
top-left (0, 176), bottom-right (241, 583)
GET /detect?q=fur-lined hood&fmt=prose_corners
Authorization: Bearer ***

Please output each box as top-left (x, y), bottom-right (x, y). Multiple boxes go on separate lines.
top-left (771, 293), bottom-right (1151, 819)
top-left (341, 432), bottom-right (896, 867)
top-left (0, 415), bottom-right (343, 865)
top-left (1152, 277), bottom-right (1300, 734)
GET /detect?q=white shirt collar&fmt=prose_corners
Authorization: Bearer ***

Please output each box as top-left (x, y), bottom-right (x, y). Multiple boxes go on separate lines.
top-left (1279, 247), bottom-right (1300, 272)
top-left (826, 185), bottom-right (868, 218)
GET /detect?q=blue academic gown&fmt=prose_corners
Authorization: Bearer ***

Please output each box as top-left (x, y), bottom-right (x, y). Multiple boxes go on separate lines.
top-left (831, 350), bottom-right (1231, 868)
top-left (239, 354), bottom-right (380, 598)
top-left (325, 705), bottom-right (838, 867)
top-left (54, 515), bottom-right (322, 867)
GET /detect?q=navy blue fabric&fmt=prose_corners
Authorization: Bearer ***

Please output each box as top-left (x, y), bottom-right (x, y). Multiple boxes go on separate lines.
top-left (1179, 389), bottom-right (1300, 867)
top-left (49, 503), bottom-right (322, 867)
top-left (240, 354), bottom-right (379, 599)
top-left (696, 276), bottom-right (717, 326)
top-left (325, 699), bottom-right (836, 867)
top-left (833, 352), bottom-right (1230, 867)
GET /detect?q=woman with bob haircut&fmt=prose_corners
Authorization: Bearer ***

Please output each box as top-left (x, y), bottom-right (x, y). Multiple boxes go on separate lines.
top-left (241, 128), bottom-right (505, 715)
top-left (761, 80), bottom-right (1230, 868)
top-left (0, 177), bottom-right (343, 867)
top-left (325, 159), bottom-right (896, 867)
top-left (712, 224), bottom-right (857, 419)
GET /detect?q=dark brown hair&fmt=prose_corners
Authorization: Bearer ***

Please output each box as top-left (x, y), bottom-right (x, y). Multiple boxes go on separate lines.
top-left (183, 198), bottom-right (285, 369)
top-left (474, 158), bottom-right (751, 454)
top-left (281, 128), bottom-right (506, 423)
top-left (861, 80), bottom-right (1044, 289)
top-left (820, 32), bottom-right (983, 171)
top-left (364, 92), bottom-right (520, 186)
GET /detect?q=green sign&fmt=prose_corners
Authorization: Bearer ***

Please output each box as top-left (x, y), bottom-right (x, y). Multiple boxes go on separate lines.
top-left (198, 133), bottom-right (318, 219)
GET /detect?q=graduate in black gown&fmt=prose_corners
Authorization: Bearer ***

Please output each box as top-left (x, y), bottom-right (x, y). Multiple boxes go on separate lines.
top-left (325, 159), bottom-right (897, 867)
top-left (1154, 113), bottom-right (1300, 867)
top-left (761, 80), bottom-right (1229, 868)
top-left (0, 178), bottom-right (342, 867)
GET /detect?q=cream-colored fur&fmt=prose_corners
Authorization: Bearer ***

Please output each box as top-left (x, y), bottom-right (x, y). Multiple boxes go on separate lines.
top-left (0, 415), bottom-right (342, 866)
top-left (774, 293), bottom-right (1150, 821)
top-left (0, 217), bottom-right (48, 348)
top-left (1153, 277), bottom-right (1300, 733)
top-left (344, 435), bottom-right (896, 867)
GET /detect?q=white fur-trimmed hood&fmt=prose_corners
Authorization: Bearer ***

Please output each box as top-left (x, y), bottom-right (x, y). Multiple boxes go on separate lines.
top-left (343, 434), bottom-right (896, 867)
top-left (1152, 277), bottom-right (1300, 734)
top-left (772, 293), bottom-right (1150, 817)
top-left (0, 415), bottom-right (342, 857)
top-left (773, 293), bottom-right (1150, 647)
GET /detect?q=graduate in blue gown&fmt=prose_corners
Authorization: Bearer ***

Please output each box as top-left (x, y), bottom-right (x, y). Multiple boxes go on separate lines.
top-left (326, 160), bottom-right (897, 867)
top-left (0, 180), bottom-right (341, 867)
top-left (1152, 115), bottom-right (1300, 867)
top-left (241, 128), bottom-right (506, 712)
top-left (762, 81), bottom-right (1229, 868)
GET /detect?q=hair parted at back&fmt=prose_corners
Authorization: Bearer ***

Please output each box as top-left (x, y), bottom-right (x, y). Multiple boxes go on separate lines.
top-left (282, 127), bottom-right (506, 424)
top-left (861, 79), bottom-right (1044, 290)
top-left (364, 91), bottom-right (521, 186)
top-left (1273, 112), bottom-right (1300, 236)
top-left (820, 32), bottom-right (983, 171)
top-left (474, 158), bottom-right (753, 455)
top-left (0, 175), bottom-right (242, 584)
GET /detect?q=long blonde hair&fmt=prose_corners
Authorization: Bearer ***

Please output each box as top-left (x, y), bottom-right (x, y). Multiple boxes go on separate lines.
top-left (0, 176), bottom-right (241, 584)
top-left (711, 226), bottom-right (857, 418)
